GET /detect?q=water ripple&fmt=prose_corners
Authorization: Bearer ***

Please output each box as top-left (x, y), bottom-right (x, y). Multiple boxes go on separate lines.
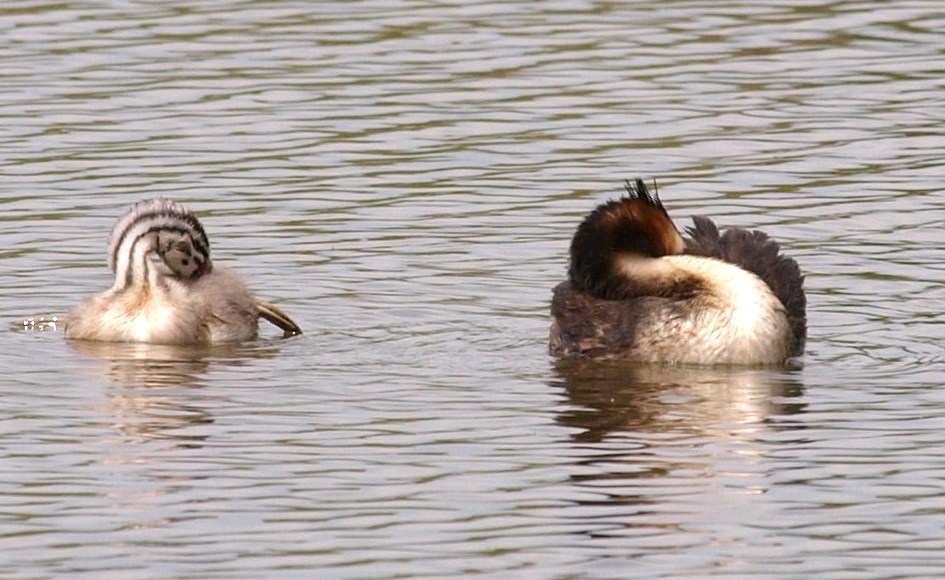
top-left (2, 0), bottom-right (944, 577)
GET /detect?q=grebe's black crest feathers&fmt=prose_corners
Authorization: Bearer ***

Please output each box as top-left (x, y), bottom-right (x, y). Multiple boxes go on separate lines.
top-left (623, 178), bottom-right (661, 207)
top-left (686, 216), bottom-right (806, 355)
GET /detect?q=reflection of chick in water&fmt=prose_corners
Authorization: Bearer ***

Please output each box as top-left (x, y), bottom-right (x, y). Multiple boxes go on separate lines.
top-left (553, 358), bottom-right (805, 443)
top-left (69, 340), bottom-right (214, 387)
top-left (65, 197), bottom-right (301, 344)
top-left (69, 341), bottom-right (216, 445)
top-left (70, 340), bottom-right (282, 446)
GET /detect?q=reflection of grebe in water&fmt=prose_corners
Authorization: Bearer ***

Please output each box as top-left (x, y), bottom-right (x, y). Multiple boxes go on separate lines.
top-left (552, 358), bottom-right (806, 442)
top-left (65, 198), bottom-right (302, 345)
top-left (550, 179), bottom-right (806, 365)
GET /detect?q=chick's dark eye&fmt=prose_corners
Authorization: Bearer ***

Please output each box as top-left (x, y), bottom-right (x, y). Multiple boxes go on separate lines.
top-left (181, 259), bottom-right (190, 266)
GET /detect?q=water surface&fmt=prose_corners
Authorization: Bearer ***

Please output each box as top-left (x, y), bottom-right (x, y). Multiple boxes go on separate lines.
top-left (2, 1), bottom-right (944, 577)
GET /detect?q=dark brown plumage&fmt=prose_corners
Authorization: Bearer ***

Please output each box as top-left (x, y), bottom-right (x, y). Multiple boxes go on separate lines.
top-left (568, 179), bottom-right (686, 300)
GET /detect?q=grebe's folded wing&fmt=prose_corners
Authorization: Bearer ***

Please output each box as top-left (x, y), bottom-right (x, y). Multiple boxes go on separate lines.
top-left (550, 281), bottom-right (681, 358)
top-left (256, 301), bottom-right (303, 337)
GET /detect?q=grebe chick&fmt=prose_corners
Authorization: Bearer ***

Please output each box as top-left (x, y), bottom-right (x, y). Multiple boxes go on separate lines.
top-left (550, 179), bottom-right (806, 365)
top-left (65, 198), bottom-right (302, 344)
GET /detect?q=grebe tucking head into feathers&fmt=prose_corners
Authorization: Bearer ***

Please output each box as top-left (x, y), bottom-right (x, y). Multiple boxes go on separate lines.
top-left (550, 179), bottom-right (806, 365)
top-left (65, 197), bottom-right (302, 345)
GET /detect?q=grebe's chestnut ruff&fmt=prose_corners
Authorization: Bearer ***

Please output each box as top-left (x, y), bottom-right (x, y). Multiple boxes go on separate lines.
top-left (65, 198), bottom-right (301, 344)
top-left (550, 179), bottom-right (805, 364)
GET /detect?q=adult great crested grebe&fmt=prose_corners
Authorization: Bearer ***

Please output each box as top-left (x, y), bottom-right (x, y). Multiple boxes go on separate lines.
top-left (550, 179), bottom-right (806, 365)
top-left (65, 197), bottom-right (302, 344)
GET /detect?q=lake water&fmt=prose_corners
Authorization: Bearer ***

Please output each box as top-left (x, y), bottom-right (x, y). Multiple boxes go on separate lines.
top-left (2, 1), bottom-right (944, 577)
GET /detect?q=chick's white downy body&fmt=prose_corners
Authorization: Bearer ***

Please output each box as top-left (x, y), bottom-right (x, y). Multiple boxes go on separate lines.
top-left (65, 197), bottom-right (301, 345)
